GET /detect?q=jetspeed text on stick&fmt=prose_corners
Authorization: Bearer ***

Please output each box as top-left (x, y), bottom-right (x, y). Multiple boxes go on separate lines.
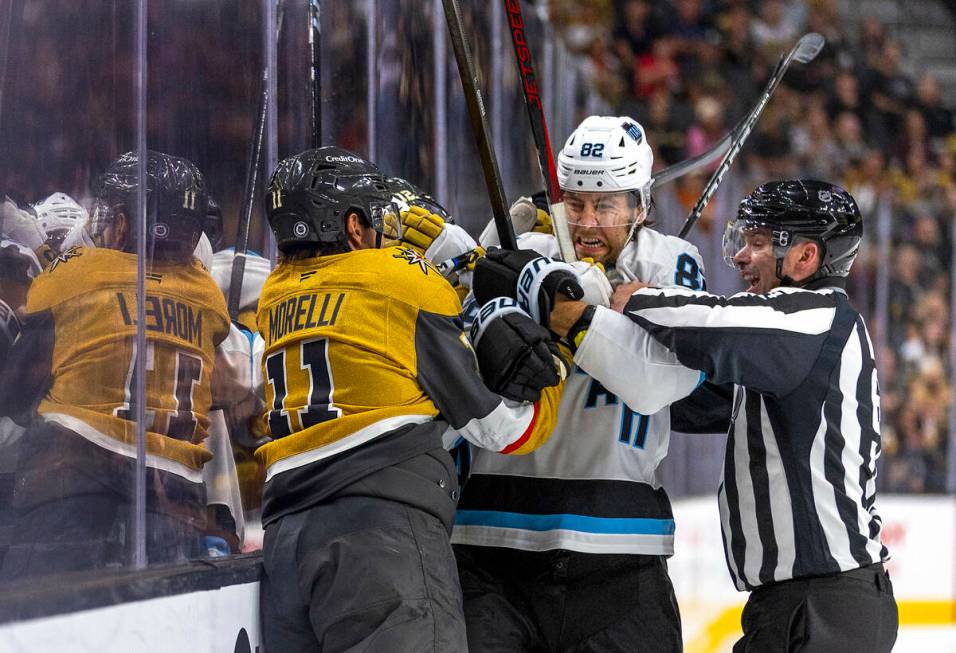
top-left (505, 1), bottom-right (541, 109)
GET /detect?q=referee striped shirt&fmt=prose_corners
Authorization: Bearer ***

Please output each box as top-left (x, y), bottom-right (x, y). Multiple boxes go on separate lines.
top-left (624, 280), bottom-right (888, 590)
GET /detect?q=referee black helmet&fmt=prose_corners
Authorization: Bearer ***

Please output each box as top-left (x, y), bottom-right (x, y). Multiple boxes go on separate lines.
top-left (724, 179), bottom-right (863, 280)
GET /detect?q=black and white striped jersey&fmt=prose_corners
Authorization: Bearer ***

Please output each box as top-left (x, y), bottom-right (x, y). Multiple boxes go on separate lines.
top-left (624, 281), bottom-right (888, 590)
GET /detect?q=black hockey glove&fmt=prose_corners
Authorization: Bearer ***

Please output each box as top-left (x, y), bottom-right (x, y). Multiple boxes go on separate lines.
top-left (472, 248), bottom-right (584, 327)
top-left (470, 297), bottom-right (566, 403)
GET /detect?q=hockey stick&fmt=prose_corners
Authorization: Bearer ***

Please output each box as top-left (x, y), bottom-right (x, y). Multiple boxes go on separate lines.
top-left (228, 0), bottom-right (285, 320)
top-left (0, 0), bottom-right (18, 135)
top-left (441, 0), bottom-right (517, 250)
top-left (678, 32), bottom-right (824, 239)
top-left (308, 0), bottom-right (321, 148)
top-left (502, 0), bottom-right (575, 261)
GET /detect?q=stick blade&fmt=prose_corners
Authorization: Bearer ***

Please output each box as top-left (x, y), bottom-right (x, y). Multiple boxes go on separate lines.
top-left (793, 32), bottom-right (825, 64)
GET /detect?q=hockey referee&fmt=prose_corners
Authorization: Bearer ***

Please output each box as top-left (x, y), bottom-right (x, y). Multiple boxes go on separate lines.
top-left (540, 180), bottom-right (899, 651)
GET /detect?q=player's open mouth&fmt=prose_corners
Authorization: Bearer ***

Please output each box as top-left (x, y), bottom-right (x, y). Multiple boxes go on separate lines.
top-left (741, 271), bottom-right (759, 292)
top-left (575, 237), bottom-right (606, 253)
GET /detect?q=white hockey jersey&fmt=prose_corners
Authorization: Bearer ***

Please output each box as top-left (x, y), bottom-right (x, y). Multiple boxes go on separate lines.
top-left (452, 228), bottom-right (705, 555)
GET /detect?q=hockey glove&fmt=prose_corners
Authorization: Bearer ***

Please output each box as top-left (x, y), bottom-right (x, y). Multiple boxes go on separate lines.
top-left (400, 205), bottom-right (445, 254)
top-left (472, 248), bottom-right (584, 327)
top-left (478, 196), bottom-right (539, 248)
top-left (572, 259), bottom-right (612, 308)
top-left (530, 190), bottom-right (553, 234)
top-left (470, 296), bottom-right (566, 403)
top-left (1, 196), bottom-right (46, 252)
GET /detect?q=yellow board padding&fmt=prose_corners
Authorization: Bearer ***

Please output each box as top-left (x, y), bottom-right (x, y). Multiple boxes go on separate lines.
top-left (686, 600), bottom-right (956, 653)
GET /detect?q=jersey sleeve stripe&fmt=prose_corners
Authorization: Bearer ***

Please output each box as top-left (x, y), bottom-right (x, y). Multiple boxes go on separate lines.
top-left (500, 400), bottom-right (540, 454)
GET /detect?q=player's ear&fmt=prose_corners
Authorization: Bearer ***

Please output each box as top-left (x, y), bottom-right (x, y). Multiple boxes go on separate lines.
top-left (113, 209), bottom-right (130, 251)
top-left (802, 240), bottom-right (822, 268)
top-left (345, 211), bottom-right (368, 251)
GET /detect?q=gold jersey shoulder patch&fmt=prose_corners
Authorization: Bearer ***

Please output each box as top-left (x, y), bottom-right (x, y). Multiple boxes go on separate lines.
top-left (392, 246), bottom-right (439, 276)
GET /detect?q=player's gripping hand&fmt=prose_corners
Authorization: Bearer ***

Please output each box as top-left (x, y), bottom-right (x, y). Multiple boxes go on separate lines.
top-left (572, 259), bottom-right (612, 307)
top-left (470, 297), bottom-right (566, 403)
top-left (400, 205), bottom-right (445, 253)
top-left (1, 196), bottom-right (46, 251)
top-left (472, 248), bottom-right (583, 327)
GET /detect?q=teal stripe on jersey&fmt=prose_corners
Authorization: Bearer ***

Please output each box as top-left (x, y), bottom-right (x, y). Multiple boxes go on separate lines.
top-left (455, 510), bottom-right (676, 535)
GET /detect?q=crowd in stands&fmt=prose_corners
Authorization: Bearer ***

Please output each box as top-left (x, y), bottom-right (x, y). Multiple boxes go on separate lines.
top-left (551, 0), bottom-right (956, 492)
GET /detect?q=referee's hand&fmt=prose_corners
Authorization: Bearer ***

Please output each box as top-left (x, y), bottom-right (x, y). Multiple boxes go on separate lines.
top-left (611, 280), bottom-right (652, 313)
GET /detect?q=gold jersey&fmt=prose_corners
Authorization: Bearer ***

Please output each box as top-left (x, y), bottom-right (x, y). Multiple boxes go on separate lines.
top-left (255, 246), bottom-right (563, 486)
top-left (27, 247), bottom-right (231, 478)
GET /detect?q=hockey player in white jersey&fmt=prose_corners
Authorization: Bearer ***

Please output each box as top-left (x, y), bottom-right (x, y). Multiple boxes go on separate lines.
top-left (453, 116), bottom-right (705, 652)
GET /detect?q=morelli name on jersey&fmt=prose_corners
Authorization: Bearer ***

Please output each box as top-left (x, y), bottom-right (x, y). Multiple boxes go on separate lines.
top-left (264, 292), bottom-right (345, 345)
top-left (255, 246), bottom-right (565, 527)
top-left (115, 292), bottom-right (206, 346)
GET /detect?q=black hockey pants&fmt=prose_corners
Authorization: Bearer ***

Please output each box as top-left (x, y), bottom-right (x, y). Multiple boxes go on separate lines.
top-left (261, 495), bottom-right (468, 653)
top-left (733, 563), bottom-right (898, 652)
top-left (455, 544), bottom-right (682, 652)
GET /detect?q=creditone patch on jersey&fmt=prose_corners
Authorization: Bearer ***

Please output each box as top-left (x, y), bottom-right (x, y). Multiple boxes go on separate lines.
top-left (393, 247), bottom-right (437, 275)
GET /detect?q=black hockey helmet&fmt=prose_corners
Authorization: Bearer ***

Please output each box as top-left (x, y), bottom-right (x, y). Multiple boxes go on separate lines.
top-left (204, 195), bottom-right (224, 251)
top-left (386, 176), bottom-right (453, 223)
top-left (92, 150), bottom-right (208, 258)
top-left (723, 179), bottom-right (863, 281)
top-left (267, 147), bottom-right (401, 253)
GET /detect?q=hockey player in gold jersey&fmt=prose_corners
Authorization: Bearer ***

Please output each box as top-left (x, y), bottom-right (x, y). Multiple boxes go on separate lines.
top-left (0, 151), bottom-right (245, 579)
top-left (257, 147), bottom-right (579, 652)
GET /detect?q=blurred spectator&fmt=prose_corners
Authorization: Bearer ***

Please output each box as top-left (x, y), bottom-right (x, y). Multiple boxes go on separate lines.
top-left (832, 111), bottom-right (868, 170)
top-left (826, 71), bottom-right (864, 123)
top-left (660, 0), bottom-right (714, 73)
top-left (640, 89), bottom-right (690, 167)
top-left (888, 244), bottom-right (923, 346)
top-left (612, 0), bottom-right (661, 80)
top-left (894, 109), bottom-right (931, 169)
top-left (861, 39), bottom-right (915, 153)
top-left (634, 38), bottom-right (681, 99)
top-left (842, 147), bottom-right (886, 217)
top-left (748, 101), bottom-right (798, 178)
top-left (857, 16), bottom-right (887, 68)
top-left (791, 102), bottom-right (841, 179)
top-left (912, 213), bottom-right (950, 289)
top-left (685, 96), bottom-right (725, 172)
top-left (916, 74), bottom-right (955, 142)
top-left (751, 0), bottom-right (801, 59)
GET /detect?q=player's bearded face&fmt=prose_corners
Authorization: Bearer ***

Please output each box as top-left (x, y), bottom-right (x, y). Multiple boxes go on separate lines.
top-left (563, 191), bottom-right (642, 265)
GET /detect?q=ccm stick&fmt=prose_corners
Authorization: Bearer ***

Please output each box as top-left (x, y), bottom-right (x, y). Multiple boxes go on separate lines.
top-left (441, 0), bottom-right (517, 249)
top-left (678, 32), bottom-right (825, 239)
top-left (502, 0), bottom-right (576, 261)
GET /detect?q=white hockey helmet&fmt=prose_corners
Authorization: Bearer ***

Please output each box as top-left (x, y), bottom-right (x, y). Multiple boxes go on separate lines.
top-left (32, 192), bottom-right (88, 236)
top-left (557, 116), bottom-right (653, 194)
top-left (558, 116), bottom-right (654, 241)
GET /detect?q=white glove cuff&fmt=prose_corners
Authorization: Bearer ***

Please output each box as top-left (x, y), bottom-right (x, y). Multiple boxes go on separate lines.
top-left (469, 296), bottom-right (528, 347)
top-left (517, 257), bottom-right (579, 324)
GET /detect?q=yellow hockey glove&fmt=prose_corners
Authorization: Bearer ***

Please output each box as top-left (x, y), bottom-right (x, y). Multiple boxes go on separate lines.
top-left (531, 207), bottom-right (553, 234)
top-left (400, 205), bottom-right (445, 253)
